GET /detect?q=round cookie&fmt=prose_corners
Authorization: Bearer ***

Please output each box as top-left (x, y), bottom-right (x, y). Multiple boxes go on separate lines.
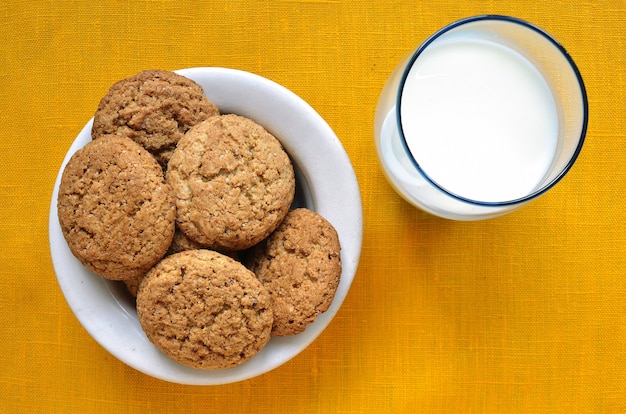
top-left (166, 227), bottom-right (209, 256)
top-left (91, 69), bottom-right (220, 168)
top-left (122, 273), bottom-right (143, 298)
top-left (136, 250), bottom-right (273, 370)
top-left (166, 227), bottom-right (240, 261)
top-left (246, 208), bottom-right (342, 336)
top-left (57, 135), bottom-right (176, 281)
top-left (166, 114), bottom-right (295, 251)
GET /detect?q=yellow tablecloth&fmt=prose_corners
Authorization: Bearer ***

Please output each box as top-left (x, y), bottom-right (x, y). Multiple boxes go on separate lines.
top-left (1, 1), bottom-right (625, 412)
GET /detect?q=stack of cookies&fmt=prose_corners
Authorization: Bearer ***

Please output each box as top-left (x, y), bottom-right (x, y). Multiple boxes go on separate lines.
top-left (57, 70), bottom-right (342, 370)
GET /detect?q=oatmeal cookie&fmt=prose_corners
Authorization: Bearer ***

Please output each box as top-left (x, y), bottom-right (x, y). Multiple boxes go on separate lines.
top-left (136, 250), bottom-right (273, 369)
top-left (57, 135), bottom-right (176, 280)
top-left (166, 114), bottom-right (295, 250)
top-left (246, 208), bottom-right (342, 336)
top-left (123, 273), bottom-right (143, 297)
top-left (91, 69), bottom-right (220, 168)
top-left (166, 227), bottom-right (239, 261)
top-left (166, 227), bottom-right (209, 256)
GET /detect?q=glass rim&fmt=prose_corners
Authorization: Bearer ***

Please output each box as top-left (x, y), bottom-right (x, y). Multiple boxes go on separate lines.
top-left (396, 14), bottom-right (589, 207)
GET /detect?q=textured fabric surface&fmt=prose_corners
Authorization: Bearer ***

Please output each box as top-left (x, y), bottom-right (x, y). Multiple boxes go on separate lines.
top-left (1, 1), bottom-right (625, 412)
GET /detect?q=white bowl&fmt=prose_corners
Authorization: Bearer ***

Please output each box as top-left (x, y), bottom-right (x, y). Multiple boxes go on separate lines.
top-left (48, 67), bottom-right (363, 385)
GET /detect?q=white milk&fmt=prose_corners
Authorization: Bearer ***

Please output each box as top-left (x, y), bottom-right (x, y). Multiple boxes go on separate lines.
top-left (399, 35), bottom-right (559, 203)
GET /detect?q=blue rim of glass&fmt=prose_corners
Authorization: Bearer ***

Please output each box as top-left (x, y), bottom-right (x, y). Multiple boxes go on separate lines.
top-left (396, 15), bottom-right (589, 207)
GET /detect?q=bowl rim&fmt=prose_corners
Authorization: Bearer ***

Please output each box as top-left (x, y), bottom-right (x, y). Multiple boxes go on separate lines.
top-left (49, 67), bottom-right (363, 385)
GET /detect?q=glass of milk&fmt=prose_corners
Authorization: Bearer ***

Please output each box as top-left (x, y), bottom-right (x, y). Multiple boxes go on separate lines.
top-left (374, 15), bottom-right (588, 220)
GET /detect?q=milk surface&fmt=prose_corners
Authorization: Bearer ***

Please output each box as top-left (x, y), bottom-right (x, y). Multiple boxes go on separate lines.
top-left (399, 34), bottom-right (559, 202)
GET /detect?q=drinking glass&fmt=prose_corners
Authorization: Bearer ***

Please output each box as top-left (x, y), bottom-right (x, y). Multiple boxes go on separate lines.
top-left (374, 15), bottom-right (588, 220)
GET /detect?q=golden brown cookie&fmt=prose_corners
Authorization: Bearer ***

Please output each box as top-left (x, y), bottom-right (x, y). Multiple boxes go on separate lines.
top-left (166, 227), bottom-right (240, 261)
top-left (57, 135), bottom-right (176, 281)
top-left (122, 274), bottom-right (143, 297)
top-left (91, 69), bottom-right (220, 168)
top-left (136, 250), bottom-right (273, 370)
top-left (165, 227), bottom-right (208, 256)
top-left (246, 208), bottom-right (342, 336)
top-left (166, 114), bottom-right (295, 251)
